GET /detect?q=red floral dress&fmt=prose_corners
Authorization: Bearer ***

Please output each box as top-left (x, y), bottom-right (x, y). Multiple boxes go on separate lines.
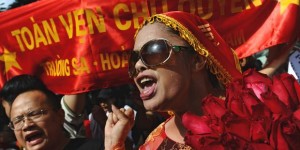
top-left (139, 117), bottom-right (193, 150)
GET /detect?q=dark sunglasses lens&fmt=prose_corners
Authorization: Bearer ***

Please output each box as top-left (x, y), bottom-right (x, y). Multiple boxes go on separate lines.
top-left (141, 40), bottom-right (170, 66)
top-left (128, 51), bottom-right (139, 77)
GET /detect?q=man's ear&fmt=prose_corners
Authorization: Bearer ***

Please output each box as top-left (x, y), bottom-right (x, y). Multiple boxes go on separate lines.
top-left (192, 55), bottom-right (206, 72)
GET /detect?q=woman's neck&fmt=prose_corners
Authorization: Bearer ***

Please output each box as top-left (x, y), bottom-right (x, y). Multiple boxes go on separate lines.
top-left (164, 114), bottom-right (187, 144)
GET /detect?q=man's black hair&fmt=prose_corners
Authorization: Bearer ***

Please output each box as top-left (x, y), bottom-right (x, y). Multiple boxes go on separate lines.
top-left (0, 74), bottom-right (61, 110)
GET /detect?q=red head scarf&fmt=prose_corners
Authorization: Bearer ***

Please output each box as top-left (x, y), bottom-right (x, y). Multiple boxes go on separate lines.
top-left (136, 11), bottom-right (242, 85)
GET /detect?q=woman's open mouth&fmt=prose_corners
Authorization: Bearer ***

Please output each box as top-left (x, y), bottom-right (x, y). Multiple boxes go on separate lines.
top-left (138, 76), bottom-right (157, 100)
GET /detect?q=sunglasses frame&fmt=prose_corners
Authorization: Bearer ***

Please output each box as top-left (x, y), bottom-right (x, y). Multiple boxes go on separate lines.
top-left (128, 38), bottom-right (191, 78)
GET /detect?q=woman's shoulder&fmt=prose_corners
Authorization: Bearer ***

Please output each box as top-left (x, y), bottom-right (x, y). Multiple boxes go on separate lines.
top-left (139, 117), bottom-right (193, 150)
top-left (144, 120), bottom-right (167, 143)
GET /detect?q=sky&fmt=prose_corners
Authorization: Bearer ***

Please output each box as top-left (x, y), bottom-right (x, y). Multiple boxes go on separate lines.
top-left (0, 0), bottom-right (15, 9)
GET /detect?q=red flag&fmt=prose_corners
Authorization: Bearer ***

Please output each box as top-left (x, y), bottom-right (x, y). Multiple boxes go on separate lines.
top-left (0, 0), bottom-right (299, 94)
top-left (0, 0), bottom-right (139, 94)
top-left (231, 0), bottom-right (300, 58)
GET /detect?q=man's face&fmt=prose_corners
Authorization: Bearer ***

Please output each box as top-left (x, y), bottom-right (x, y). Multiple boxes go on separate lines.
top-left (9, 90), bottom-right (65, 150)
top-left (99, 97), bottom-right (116, 113)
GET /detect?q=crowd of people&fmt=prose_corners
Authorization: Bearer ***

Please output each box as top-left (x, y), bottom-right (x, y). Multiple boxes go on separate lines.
top-left (0, 76), bottom-right (166, 150)
top-left (0, 8), bottom-right (299, 150)
top-left (103, 11), bottom-right (300, 150)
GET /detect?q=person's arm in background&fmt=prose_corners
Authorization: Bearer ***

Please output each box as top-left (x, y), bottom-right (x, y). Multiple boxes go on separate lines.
top-left (63, 94), bottom-right (86, 116)
top-left (259, 43), bottom-right (295, 76)
top-left (61, 93), bottom-right (87, 138)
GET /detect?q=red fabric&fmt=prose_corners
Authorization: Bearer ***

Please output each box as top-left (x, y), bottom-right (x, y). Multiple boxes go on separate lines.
top-left (161, 12), bottom-right (243, 83)
top-left (0, 0), bottom-right (136, 94)
top-left (83, 119), bottom-right (92, 139)
top-left (231, 1), bottom-right (300, 58)
top-left (146, 0), bottom-right (300, 58)
top-left (182, 69), bottom-right (300, 149)
top-left (0, 0), bottom-right (298, 93)
top-left (139, 121), bottom-right (167, 150)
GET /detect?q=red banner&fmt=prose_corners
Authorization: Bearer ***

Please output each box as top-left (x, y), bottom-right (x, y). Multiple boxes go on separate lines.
top-left (0, 0), bottom-right (299, 94)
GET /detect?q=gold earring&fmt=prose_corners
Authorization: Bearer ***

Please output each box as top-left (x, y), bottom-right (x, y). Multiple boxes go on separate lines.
top-left (198, 60), bottom-right (206, 69)
top-left (167, 111), bottom-right (174, 116)
top-left (195, 56), bottom-right (206, 70)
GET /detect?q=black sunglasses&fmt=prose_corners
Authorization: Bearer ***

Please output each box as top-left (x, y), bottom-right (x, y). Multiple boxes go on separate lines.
top-left (128, 39), bottom-right (192, 78)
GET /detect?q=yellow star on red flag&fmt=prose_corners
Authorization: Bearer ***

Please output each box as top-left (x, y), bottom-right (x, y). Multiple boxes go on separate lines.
top-left (0, 48), bottom-right (22, 73)
top-left (279, 0), bottom-right (299, 14)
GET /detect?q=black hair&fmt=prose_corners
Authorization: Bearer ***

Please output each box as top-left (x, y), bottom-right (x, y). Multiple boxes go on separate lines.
top-left (240, 56), bottom-right (263, 72)
top-left (0, 74), bottom-right (61, 110)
